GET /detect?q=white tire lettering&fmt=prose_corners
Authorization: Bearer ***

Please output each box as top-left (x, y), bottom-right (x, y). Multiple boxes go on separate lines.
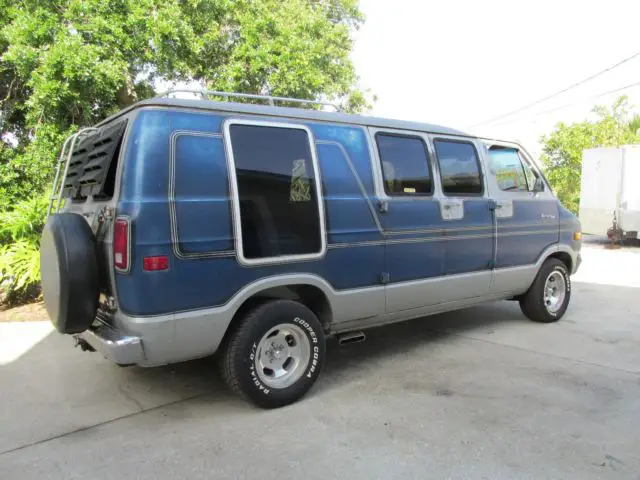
top-left (249, 345), bottom-right (270, 395)
top-left (307, 345), bottom-right (320, 378)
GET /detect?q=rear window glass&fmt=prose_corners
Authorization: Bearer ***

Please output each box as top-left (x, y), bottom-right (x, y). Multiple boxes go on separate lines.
top-left (433, 139), bottom-right (483, 196)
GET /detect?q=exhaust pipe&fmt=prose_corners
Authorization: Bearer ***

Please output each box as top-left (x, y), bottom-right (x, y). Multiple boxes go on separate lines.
top-left (337, 331), bottom-right (366, 345)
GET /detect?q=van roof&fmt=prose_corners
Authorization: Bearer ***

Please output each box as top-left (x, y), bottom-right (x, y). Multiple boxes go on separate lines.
top-left (97, 96), bottom-right (475, 139)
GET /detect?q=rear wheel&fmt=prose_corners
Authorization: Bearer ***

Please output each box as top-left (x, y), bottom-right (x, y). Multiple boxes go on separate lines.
top-left (519, 258), bottom-right (571, 323)
top-left (218, 299), bottom-right (326, 408)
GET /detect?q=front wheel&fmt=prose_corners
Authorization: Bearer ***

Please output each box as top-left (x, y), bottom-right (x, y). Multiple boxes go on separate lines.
top-left (218, 299), bottom-right (326, 408)
top-left (519, 258), bottom-right (572, 323)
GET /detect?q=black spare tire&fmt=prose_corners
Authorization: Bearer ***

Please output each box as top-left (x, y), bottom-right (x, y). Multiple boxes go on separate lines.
top-left (40, 212), bottom-right (99, 334)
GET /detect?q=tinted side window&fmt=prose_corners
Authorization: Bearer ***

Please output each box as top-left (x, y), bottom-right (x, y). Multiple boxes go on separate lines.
top-left (488, 147), bottom-right (529, 191)
top-left (433, 140), bottom-right (483, 195)
top-left (376, 133), bottom-right (433, 195)
top-left (228, 123), bottom-right (322, 260)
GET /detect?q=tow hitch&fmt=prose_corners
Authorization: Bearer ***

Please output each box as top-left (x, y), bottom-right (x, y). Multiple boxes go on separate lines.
top-left (73, 335), bottom-right (96, 352)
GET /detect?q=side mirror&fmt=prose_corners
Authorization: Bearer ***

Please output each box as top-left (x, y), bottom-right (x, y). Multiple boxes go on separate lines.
top-left (533, 177), bottom-right (544, 192)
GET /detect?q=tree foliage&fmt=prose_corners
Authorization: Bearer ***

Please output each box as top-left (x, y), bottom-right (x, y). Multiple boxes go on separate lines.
top-left (0, 0), bottom-right (371, 203)
top-left (539, 96), bottom-right (640, 214)
top-left (0, 193), bottom-right (47, 300)
top-left (0, 0), bottom-right (371, 305)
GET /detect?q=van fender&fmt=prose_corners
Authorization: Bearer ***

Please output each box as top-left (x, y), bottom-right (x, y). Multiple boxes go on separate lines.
top-left (117, 273), bottom-right (384, 366)
top-left (536, 243), bottom-right (579, 275)
top-left (224, 273), bottom-right (384, 325)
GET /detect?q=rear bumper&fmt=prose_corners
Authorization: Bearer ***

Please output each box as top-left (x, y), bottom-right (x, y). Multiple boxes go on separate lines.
top-left (78, 322), bottom-right (144, 366)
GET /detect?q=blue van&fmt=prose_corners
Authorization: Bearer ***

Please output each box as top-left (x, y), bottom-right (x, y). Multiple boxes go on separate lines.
top-left (40, 91), bottom-right (582, 408)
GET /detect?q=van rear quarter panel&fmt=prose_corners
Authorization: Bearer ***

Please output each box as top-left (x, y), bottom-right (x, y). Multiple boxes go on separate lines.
top-left (115, 109), bottom-right (384, 316)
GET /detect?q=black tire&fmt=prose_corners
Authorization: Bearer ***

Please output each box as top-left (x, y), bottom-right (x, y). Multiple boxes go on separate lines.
top-left (218, 299), bottom-right (326, 409)
top-left (39, 213), bottom-right (99, 334)
top-left (519, 258), bottom-right (571, 323)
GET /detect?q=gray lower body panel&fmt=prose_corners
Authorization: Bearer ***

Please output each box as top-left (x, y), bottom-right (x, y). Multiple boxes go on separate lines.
top-left (92, 244), bottom-right (579, 368)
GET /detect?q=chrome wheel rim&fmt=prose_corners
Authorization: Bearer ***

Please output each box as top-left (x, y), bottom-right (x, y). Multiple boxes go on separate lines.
top-left (254, 323), bottom-right (310, 389)
top-left (543, 271), bottom-right (566, 314)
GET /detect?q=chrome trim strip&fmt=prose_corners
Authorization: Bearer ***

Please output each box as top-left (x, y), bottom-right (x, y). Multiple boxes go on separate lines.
top-left (327, 228), bottom-right (560, 249)
top-left (328, 240), bottom-right (385, 249)
top-left (498, 229), bottom-right (559, 237)
top-left (385, 224), bottom-right (491, 235)
top-left (497, 220), bottom-right (560, 228)
top-left (333, 227), bottom-right (566, 248)
top-left (385, 220), bottom-right (559, 236)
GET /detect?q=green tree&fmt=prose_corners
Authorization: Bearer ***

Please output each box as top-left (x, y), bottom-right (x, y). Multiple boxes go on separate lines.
top-left (0, 0), bottom-right (372, 203)
top-left (539, 95), bottom-right (640, 214)
top-left (0, 193), bottom-right (48, 301)
top-left (627, 113), bottom-right (640, 137)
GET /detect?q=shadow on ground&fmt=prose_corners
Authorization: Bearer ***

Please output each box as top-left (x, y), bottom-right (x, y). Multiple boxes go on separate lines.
top-left (318, 301), bottom-right (526, 393)
top-left (0, 298), bottom-right (527, 454)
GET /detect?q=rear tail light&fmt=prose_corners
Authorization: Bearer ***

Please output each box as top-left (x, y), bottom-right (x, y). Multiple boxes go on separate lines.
top-left (113, 216), bottom-right (130, 272)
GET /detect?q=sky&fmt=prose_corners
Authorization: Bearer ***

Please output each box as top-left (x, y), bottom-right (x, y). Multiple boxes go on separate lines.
top-left (349, 0), bottom-right (640, 159)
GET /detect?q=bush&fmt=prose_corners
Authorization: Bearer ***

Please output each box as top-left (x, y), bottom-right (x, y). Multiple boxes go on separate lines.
top-left (0, 194), bottom-right (48, 305)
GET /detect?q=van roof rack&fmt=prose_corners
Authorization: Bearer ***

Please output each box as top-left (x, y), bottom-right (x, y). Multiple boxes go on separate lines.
top-left (155, 89), bottom-right (342, 113)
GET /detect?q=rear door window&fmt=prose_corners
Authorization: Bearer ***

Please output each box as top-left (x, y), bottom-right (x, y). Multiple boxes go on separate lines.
top-left (226, 121), bottom-right (325, 263)
top-left (433, 139), bottom-right (483, 196)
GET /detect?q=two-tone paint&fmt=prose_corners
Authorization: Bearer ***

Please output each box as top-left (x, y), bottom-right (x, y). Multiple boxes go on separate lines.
top-left (71, 98), bottom-right (582, 367)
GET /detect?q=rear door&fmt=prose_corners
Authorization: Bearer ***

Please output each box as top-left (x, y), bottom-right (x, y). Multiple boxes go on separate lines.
top-left (59, 118), bottom-right (130, 304)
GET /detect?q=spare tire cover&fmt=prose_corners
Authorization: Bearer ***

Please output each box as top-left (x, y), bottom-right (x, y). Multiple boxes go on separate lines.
top-left (40, 212), bottom-right (99, 334)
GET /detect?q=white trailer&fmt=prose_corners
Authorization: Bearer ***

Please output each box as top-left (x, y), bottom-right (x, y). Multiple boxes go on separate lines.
top-left (579, 145), bottom-right (640, 239)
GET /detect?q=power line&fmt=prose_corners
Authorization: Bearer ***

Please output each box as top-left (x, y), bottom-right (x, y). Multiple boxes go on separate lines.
top-left (487, 80), bottom-right (640, 128)
top-left (470, 49), bottom-right (640, 128)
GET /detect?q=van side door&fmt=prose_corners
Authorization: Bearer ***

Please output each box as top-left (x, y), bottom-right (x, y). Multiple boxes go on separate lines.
top-left (369, 128), bottom-right (446, 313)
top-left (482, 142), bottom-right (560, 294)
top-left (428, 136), bottom-right (495, 300)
